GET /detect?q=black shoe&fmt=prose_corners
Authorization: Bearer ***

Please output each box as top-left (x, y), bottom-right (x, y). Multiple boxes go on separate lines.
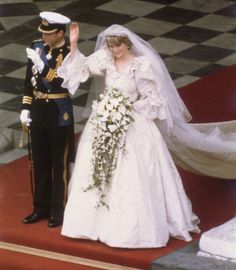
top-left (48, 216), bottom-right (63, 228)
top-left (23, 212), bottom-right (48, 224)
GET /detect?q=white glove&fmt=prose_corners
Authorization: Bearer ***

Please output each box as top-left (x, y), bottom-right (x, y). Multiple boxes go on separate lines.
top-left (26, 48), bottom-right (44, 73)
top-left (20, 109), bottom-right (32, 126)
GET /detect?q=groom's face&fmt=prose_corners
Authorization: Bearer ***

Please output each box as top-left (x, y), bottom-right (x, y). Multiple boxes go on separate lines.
top-left (42, 30), bottom-right (64, 47)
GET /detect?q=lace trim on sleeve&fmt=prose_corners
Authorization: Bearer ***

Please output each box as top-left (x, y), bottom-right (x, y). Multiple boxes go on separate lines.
top-left (133, 82), bottom-right (167, 120)
top-left (57, 50), bottom-right (88, 95)
top-left (58, 49), bottom-right (109, 95)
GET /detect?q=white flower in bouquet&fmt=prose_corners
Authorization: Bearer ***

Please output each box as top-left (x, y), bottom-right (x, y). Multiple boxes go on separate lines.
top-left (118, 104), bottom-right (126, 115)
top-left (100, 110), bottom-right (110, 122)
top-left (109, 98), bottom-right (119, 107)
top-left (97, 96), bottom-right (109, 113)
top-left (85, 87), bottom-right (134, 208)
top-left (105, 103), bottom-right (113, 111)
top-left (108, 124), bottom-right (117, 133)
top-left (113, 111), bottom-right (122, 121)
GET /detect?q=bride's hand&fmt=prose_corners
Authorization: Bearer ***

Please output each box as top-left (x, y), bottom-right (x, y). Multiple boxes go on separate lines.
top-left (69, 22), bottom-right (80, 55)
top-left (70, 22), bottom-right (80, 44)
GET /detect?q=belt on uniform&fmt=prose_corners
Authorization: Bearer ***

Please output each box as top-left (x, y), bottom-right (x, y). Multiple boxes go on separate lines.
top-left (33, 90), bottom-right (68, 100)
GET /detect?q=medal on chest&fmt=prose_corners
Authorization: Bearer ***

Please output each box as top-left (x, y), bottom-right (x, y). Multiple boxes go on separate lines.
top-left (46, 47), bottom-right (53, 60)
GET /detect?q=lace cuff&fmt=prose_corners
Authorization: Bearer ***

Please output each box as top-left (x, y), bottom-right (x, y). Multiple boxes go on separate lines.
top-left (58, 49), bottom-right (109, 95)
top-left (57, 50), bottom-right (89, 95)
top-left (133, 85), bottom-right (167, 120)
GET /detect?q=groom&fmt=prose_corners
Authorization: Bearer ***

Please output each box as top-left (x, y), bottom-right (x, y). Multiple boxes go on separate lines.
top-left (20, 11), bottom-right (75, 227)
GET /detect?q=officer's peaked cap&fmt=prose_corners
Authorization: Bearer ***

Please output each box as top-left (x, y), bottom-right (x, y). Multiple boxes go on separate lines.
top-left (38, 11), bottom-right (71, 34)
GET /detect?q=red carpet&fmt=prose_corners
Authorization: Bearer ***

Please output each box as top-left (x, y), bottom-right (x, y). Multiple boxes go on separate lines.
top-left (0, 65), bottom-right (236, 270)
top-left (179, 64), bottom-right (236, 123)
top-left (0, 156), bottom-right (197, 269)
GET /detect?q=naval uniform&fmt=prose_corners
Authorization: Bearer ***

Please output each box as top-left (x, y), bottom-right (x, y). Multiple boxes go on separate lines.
top-left (22, 39), bottom-right (75, 220)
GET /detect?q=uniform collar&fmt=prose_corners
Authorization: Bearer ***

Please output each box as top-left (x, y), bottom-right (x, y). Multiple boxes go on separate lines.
top-left (44, 38), bottom-right (66, 50)
top-left (52, 38), bottom-right (66, 49)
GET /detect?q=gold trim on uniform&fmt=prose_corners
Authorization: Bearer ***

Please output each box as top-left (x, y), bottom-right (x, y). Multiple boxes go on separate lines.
top-left (22, 96), bottom-right (33, 105)
top-left (37, 26), bottom-right (58, 34)
top-left (56, 53), bottom-right (63, 69)
top-left (33, 90), bottom-right (68, 99)
top-left (53, 39), bottom-right (65, 49)
top-left (45, 68), bottom-right (56, 82)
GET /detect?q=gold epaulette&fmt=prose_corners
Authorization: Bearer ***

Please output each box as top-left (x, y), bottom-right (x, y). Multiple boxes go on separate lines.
top-left (55, 53), bottom-right (63, 69)
top-left (22, 96), bottom-right (33, 105)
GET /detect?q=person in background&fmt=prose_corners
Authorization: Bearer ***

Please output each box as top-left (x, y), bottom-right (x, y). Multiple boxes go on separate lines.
top-left (20, 11), bottom-right (75, 228)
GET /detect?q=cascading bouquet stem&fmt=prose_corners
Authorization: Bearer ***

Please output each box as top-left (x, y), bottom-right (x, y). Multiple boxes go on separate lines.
top-left (84, 87), bottom-right (134, 208)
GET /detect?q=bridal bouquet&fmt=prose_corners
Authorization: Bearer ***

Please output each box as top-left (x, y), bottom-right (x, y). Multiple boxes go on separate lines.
top-left (85, 87), bottom-right (134, 208)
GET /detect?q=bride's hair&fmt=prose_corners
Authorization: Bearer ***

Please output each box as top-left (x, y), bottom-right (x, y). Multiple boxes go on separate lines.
top-left (106, 35), bottom-right (132, 49)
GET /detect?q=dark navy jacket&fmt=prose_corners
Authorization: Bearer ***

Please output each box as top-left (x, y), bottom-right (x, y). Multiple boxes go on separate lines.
top-left (22, 39), bottom-right (73, 126)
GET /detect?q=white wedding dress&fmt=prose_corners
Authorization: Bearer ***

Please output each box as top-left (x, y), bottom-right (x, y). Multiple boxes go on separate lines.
top-left (59, 49), bottom-right (200, 248)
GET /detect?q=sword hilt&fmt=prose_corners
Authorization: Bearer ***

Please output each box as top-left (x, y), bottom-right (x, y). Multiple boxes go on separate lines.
top-left (19, 124), bottom-right (29, 148)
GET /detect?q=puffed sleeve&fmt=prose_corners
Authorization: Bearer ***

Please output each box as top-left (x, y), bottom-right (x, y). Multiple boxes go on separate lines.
top-left (57, 49), bottom-right (108, 95)
top-left (132, 56), bottom-right (167, 120)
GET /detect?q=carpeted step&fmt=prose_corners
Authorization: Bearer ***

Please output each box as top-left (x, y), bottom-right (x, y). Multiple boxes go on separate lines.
top-left (0, 244), bottom-right (141, 270)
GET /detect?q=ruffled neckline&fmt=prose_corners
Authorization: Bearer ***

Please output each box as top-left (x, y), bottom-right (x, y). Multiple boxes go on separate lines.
top-left (104, 49), bottom-right (146, 76)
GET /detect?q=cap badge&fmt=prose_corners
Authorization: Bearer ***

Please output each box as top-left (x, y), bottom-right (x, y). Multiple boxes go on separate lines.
top-left (42, 19), bottom-right (49, 26)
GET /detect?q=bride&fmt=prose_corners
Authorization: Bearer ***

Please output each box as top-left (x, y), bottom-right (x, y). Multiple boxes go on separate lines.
top-left (57, 23), bottom-right (236, 248)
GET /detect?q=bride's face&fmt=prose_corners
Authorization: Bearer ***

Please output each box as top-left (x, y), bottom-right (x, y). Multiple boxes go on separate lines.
top-left (106, 36), bottom-right (131, 58)
top-left (108, 43), bottom-right (129, 58)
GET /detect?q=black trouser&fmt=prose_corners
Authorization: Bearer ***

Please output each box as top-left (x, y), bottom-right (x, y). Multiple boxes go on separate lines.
top-left (30, 100), bottom-right (71, 219)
